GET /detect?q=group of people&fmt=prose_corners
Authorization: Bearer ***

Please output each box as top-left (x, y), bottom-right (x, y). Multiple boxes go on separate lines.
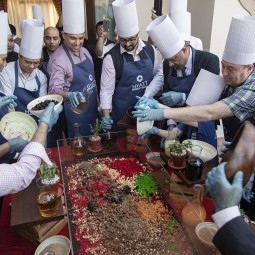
top-left (0, 0), bottom-right (255, 253)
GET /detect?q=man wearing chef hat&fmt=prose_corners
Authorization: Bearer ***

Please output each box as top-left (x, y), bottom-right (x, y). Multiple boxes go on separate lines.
top-left (100, 0), bottom-right (159, 133)
top-left (48, 0), bottom-right (99, 138)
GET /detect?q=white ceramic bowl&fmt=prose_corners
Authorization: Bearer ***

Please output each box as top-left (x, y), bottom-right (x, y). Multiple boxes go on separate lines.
top-left (27, 94), bottom-right (63, 118)
top-left (136, 117), bottom-right (154, 135)
top-left (146, 152), bottom-right (166, 167)
top-left (34, 235), bottom-right (71, 255)
top-left (195, 222), bottom-right (217, 248)
top-left (184, 139), bottom-right (217, 162)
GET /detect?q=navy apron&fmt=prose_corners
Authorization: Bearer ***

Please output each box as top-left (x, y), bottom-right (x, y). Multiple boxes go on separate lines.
top-left (111, 51), bottom-right (154, 132)
top-left (166, 48), bottom-right (197, 94)
top-left (62, 44), bottom-right (99, 138)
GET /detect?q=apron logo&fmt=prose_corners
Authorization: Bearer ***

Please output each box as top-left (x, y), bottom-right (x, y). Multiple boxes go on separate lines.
top-left (132, 75), bottom-right (148, 91)
top-left (137, 75), bottom-right (143, 82)
top-left (89, 74), bottom-right (93, 81)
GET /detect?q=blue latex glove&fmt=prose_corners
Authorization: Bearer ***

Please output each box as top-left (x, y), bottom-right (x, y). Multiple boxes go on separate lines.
top-left (133, 106), bottom-right (165, 122)
top-left (242, 173), bottom-right (254, 202)
top-left (206, 162), bottom-right (243, 212)
top-left (138, 127), bottom-right (160, 140)
top-left (135, 96), bottom-right (159, 109)
top-left (219, 141), bottom-right (232, 157)
top-left (67, 92), bottom-right (84, 108)
top-left (102, 116), bottom-right (113, 132)
top-left (0, 95), bottom-right (17, 109)
top-left (38, 102), bottom-right (63, 132)
top-left (8, 138), bottom-right (29, 153)
top-left (159, 91), bottom-right (183, 107)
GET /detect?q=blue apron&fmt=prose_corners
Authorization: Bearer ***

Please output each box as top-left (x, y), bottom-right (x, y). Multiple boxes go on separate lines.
top-left (111, 51), bottom-right (154, 132)
top-left (166, 47), bottom-right (197, 94)
top-left (62, 43), bottom-right (99, 138)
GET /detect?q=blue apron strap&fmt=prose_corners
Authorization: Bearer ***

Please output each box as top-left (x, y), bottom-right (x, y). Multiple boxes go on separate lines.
top-left (15, 61), bottom-right (19, 88)
top-left (62, 43), bottom-right (75, 65)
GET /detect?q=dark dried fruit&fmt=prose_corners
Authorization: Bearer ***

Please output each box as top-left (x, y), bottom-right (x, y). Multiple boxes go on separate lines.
top-left (31, 99), bottom-right (59, 110)
top-left (122, 185), bottom-right (131, 195)
top-left (87, 200), bottom-right (95, 212)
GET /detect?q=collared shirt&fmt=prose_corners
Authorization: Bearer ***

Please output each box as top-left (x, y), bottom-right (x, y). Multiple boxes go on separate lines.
top-left (212, 206), bottom-right (241, 229)
top-left (0, 142), bottom-right (52, 196)
top-left (48, 43), bottom-right (93, 94)
top-left (222, 70), bottom-right (255, 122)
top-left (0, 60), bottom-right (47, 96)
top-left (99, 38), bottom-right (159, 110)
top-left (144, 46), bottom-right (193, 98)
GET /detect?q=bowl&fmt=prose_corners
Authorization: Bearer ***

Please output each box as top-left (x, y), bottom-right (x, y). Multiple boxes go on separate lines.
top-left (146, 152), bottom-right (166, 167)
top-left (195, 222), bottom-right (217, 248)
top-left (126, 107), bottom-right (137, 125)
top-left (34, 235), bottom-right (71, 255)
top-left (0, 111), bottom-right (37, 141)
top-left (27, 94), bottom-right (63, 118)
top-left (184, 139), bottom-right (217, 162)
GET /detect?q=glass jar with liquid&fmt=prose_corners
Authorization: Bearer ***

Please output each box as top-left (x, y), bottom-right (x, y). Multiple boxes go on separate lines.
top-left (72, 123), bottom-right (86, 157)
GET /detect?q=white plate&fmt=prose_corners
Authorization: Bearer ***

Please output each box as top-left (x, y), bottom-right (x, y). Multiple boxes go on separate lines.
top-left (184, 139), bottom-right (217, 162)
top-left (0, 112), bottom-right (37, 141)
top-left (146, 152), bottom-right (166, 167)
top-left (195, 222), bottom-right (217, 248)
top-left (34, 235), bottom-right (71, 255)
top-left (27, 94), bottom-right (63, 118)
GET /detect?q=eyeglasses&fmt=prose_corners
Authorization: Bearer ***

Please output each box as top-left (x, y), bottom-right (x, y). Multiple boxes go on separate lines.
top-left (118, 34), bottom-right (138, 44)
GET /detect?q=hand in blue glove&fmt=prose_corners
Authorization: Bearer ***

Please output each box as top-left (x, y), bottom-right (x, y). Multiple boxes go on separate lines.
top-left (8, 138), bottom-right (29, 153)
top-left (242, 173), bottom-right (254, 202)
top-left (38, 102), bottom-right (63, 132)
top-left (138, 127), bottom-right (160, 140)
top-left (135, 96), bottom-right (159, 109)
top-left (0, 95), bottom-right (17, 109)
top-left (102, 116), bottom-right (113, 132)
top-left (159, 91), bottom-right (183, 107)
top-left (67, 91), bottom-right (85, 108)
top-left (133, 106), bottom-right (165, 122)
top-left (206, 162), bottom-right (243, 212)
top-left (219, 141), bottom-right (232, 157)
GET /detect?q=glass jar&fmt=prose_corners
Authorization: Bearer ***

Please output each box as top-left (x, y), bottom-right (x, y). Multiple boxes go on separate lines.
top-left (72, 123), bottom-right (86, 157)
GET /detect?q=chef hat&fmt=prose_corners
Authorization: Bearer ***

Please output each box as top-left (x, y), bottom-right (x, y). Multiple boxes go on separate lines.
top-left (170, 11), bottom-right (191, 41)
top-left (0, 12), bottom-right (8, 54)
top-left (32, 5), bottom-right (44, 24)
top-left (20, 19), bottom-right (38, 34)
top-left (186, 69), bottom-right (225, 106)
top-left (223, 15), bottom-right (255, 65)
top-left (189, 35), bottom-right (203, 50)
top-left (146, 14), bottom-right (184, 59)
top-left (169, 0), bottom-right (188, 13)
top-left (19, 20), bottom-right (44, 59)
top-left (62, 0), bottom-right (85, 34)
top-left (112, 0), bottom-right (139, 38)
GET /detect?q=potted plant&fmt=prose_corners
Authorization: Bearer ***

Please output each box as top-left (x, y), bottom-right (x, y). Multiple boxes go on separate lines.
top-left (168, 140), bottom-right (192, 167)
top-left (88, 118), bottom-right (103, 152)
top-left (38, 162), bottom-right (60, 193)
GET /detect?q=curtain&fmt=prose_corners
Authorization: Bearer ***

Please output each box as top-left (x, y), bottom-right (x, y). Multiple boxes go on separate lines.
top-left (0, 0), bottom-right (8, 12)
top-left (7, 0), bottom-right (59, 37)
top-left (52, 0), bottom-right (61, 16)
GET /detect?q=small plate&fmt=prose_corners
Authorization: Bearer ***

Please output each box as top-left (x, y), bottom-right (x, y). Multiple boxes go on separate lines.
top-left (195, 222), bottom-right (217, 248)
top-left (57, 183), bottom-right (64, 198)
top-left (87, 146), bottom-right (103, 153)
top-left (168, 157), bottom-right (186, 171)
top-left (0, 112), bottom-right (37, 141)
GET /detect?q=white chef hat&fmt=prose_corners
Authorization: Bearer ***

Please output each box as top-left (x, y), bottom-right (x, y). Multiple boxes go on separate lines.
top-left (112, 0), bottom-right (139, 38)
top-left (169, 0), bottom-right (188, 13)
top-left (170, 11), bottom-right (191, 41)
top-left (223, 15), bottom-right (255, 65)
top-left (0, 12), bottom-right (8, 54)
top-left (146, 14), bottom-right (185, 59)
top-left (62, 0), bottom-right (85, 34)
top-left (19, 19), bottom-right (38, 34)
top-left (32, 5), bottom-right (44, 24)
top-left (19, 20), bottom-right (44, 59)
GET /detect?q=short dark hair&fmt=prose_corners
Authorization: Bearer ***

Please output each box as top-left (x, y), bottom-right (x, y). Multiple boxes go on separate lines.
top-left (96, 21), bottom-right (103, 30)
top-left (9, 24), bottom-right (16, 35)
